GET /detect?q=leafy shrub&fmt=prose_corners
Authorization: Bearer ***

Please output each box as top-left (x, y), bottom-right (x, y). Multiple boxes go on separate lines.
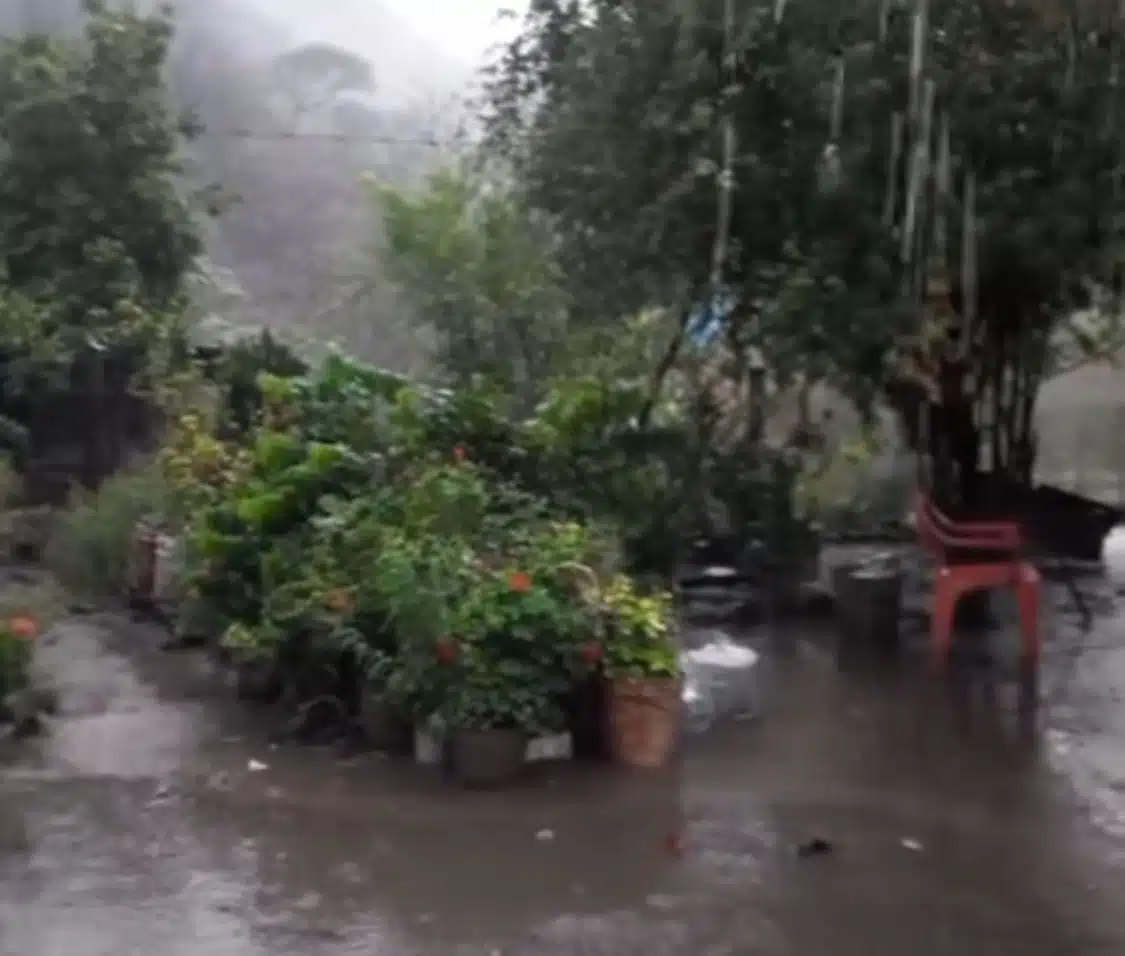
top-left (0, 454), bottom-right (21, 509)
top-left (169, 354), bottom-right (699, 735)
top-left (45, 462), bottom-right (171, 596)
top-left (600, 575), bottom-right (679, 679)
top-left (0, 616), bottom-right (35, 700)
top-left (209, 330), bottom-right (307, 439)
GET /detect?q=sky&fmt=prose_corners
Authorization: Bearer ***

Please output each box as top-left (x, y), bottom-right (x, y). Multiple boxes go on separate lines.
top-left (246, 0), bottom-right (529, 107)
top-left (388, 0), bottom-right (525, 67)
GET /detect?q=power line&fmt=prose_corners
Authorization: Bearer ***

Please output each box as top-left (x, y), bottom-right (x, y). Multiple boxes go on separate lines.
top-left (206, 127), bottom-right (459, 148)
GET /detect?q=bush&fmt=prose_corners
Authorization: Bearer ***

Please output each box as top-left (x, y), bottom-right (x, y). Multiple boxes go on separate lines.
top-left (0, 454), bottom-right (21, 508)
top-left (158, 354), bottom-right (713, 736)
top-left (45, 462), bottom-right (171, 596)
top-left (0, 619), bottom-right (34, 700)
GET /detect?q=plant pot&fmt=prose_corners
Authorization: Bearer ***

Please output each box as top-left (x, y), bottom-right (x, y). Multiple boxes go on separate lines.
top-left (447, 728), bottom-right (528, 788)
top-left (152, 533), bottom-right (184, 607)
top-left (414, 726), bottom-right (445, 766)
top-left (607, 676), bottom-right (682, 770)
top-left (126, 521), bottom-right (158, 603)
top-left (526, 732), bottom-right (572, 762)
top-left (231, 654), bottom-right (281, 704)
top-left (564, 674), bottom-right (609, 760)
top-left (358, 684), bottom-right (412, 754)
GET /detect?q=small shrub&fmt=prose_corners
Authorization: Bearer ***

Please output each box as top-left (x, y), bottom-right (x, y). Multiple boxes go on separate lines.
top-left (0, 589), bottom-right (56, 703)
top-left (0, 454), bottom-right (21, 509)
top-left (0, 576), bottom-right (66, 632)
top-left (45, 462), bottom-right (171, 596)
top-left (0, 621), bottom-right (34, 700)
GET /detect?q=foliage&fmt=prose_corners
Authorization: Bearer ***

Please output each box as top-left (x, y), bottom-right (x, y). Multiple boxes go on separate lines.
top-left (375, 164), bottom-right (576, 408)
top-left (274, 352), bottom-right (407, 451)
top-left (520, 374), bottom-right (695, 574)
top-left (0, 454), bottom-right (20, 509)
top-left (794, 433), bottom-right (909, 534)
top-left (159, 411), bottom-right (251, 522)
top-left (0, 2), bottom-right (204, 497)
top-left (0, 2), bottom-right (202, 376)
top-left (187, 428), bottom-right (372, 630)
top-left (45, 461), bottom-right (171, 596)
top-left (484, 0), bottom-right (1125, 475)
top-left (600, 574), bottom-right (679, 680)
top-left (374, 481), bottom-right (606, 733)
top-left (439, 649), bottom-right (563, 734)
top-left (0, 614), bottom-right (36, 700)
top-left (207, 330), bottom-right (308, 439)
top-left (170, 360), bottom-right (647, 735)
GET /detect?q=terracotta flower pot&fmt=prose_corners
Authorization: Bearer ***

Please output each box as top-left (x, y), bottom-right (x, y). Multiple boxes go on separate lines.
top-left (152, 533), bottom-right (184, 607)
top-left (126, 521), bottom-right (158, 604)
top-left (446, 728), bottom-right (528, 788)
top-left (607, 676), bottom-right (682, 769)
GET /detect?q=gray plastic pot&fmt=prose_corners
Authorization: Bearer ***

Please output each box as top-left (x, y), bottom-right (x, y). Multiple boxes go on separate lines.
top-left (446, 728), bottom-right (528, 788)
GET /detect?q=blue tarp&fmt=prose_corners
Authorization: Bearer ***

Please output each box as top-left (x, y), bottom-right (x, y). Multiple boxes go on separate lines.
top-left (685, 291), bottom-right (736, 349)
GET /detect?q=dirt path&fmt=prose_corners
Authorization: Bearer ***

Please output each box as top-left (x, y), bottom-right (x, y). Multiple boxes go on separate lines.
top-left (1, 586), bottom-right (1124, 955)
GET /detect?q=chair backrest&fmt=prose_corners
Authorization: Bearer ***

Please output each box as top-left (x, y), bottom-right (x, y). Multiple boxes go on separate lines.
top-left (913, 491), bottom-right (1022, 560)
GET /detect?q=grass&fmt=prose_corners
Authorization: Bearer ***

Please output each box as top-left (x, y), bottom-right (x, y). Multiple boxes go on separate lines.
top-left (44, 461), bottom-right (171, 598)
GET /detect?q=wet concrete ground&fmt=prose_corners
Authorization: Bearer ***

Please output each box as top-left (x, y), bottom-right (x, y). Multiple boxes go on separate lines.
top-left (2, 580), bottom-right (1125, 955)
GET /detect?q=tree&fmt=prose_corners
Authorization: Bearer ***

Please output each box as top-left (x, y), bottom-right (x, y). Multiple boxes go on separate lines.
top-left (372, 162), bottom-right (681, 402)
top-left (0, 1), bottom-right (202, 377)
top-left (269, 43), bottom-right (375, 123)
top-left (484, 0), bottom-right (1125, 500)
top-left (373, 165), bottom-right (572, 403)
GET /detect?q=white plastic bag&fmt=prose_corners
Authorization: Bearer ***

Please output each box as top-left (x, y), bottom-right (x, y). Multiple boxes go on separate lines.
top-left (681, 633), bottom-right (764, 733)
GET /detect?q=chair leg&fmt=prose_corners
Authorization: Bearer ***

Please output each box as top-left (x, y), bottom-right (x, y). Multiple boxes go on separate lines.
top-left (1016, 565), bottom-right (1041, 668)
top-left (931, 569), bottom-right (959, 671)
top-left (1016, 565), bottom-right (1041, 721)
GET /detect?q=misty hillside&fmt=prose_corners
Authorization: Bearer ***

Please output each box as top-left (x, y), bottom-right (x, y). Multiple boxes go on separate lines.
top-left (4, 0), bottom-right (470, 371)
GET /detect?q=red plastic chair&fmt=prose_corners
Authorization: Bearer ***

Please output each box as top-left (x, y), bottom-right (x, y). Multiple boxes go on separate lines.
top-left (914, 492), bottom-right (1041, 674)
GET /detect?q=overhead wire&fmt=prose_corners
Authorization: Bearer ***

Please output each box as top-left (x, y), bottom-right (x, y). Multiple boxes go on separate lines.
top-left (196, 126), bottom-right (456, 148)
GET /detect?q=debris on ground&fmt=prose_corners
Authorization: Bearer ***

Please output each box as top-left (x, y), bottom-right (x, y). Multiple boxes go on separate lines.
top-left (796, 837), bottom-right (833, 858)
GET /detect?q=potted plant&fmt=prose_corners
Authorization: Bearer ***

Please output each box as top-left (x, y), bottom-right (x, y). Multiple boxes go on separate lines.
top-left (0, 614), bottom-right (46, 736)
top-left (601, 575), bottom-right (682, 769)
top-left (126, 517), bottom-right (159, 607)
top-left (513, 522), bottom-right (617, 760)
top-left (372, 529), bottom-right (477, 762)
top-left (354, 645), bottom-right (413, 754)
top-left (0, 613), bottom-right (36, 702)
top-left (385, 550), bottom-right (573, 784)
top-left (440, 645), bottom-right (563, 788)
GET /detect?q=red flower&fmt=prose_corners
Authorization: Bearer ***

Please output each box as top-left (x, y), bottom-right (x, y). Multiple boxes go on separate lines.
top-left (435, 638), bottom-right (459, 664)
top-left (8, 615), bottom-right (39, 640)
top-left (452, 444), bottom-right (468, 463)
top-left (581, 642), bottom-right (603, 667)
top-left (508, 570), bottom-right (533, 593)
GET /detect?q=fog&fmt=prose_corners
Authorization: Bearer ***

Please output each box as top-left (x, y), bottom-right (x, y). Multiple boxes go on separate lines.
top-left (2, 0), bottom-right (520, 369)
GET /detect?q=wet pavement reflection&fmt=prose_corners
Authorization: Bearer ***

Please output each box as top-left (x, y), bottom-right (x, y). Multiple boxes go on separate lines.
top-left (2, 583), bottom-right (1125, 956)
